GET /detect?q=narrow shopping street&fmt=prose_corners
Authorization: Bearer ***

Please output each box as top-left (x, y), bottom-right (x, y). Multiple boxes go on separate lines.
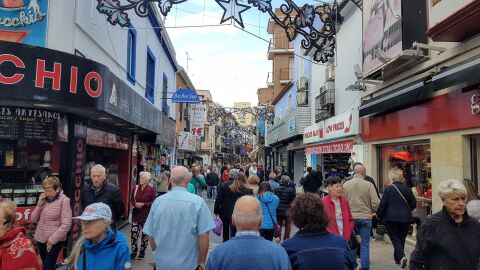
top-left (126, 192), bottom-right (402, 270)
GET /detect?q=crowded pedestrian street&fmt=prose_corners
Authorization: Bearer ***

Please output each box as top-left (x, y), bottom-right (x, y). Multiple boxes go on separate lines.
top-left (0, 0), bottom-right (480, 269)
top-left (127, 191), bottom-right (402, 270)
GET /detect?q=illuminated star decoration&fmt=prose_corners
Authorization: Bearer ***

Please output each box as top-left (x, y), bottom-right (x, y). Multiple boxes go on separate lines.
top-left (215, 0), bottom-right (251, 28)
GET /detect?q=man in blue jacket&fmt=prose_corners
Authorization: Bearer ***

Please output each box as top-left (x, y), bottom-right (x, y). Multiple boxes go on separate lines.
top-left (206, 196), bottom-right (291, 270)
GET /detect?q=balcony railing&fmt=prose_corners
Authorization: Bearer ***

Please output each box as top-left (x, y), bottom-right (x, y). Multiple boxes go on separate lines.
top-left (268, 38), bottom-right (294, 53)
top-left (266, 72), bottom-right (273, 86)
top-left (315, 90), bottom-right (334, 122)
top-left (279, 68), bottom-right (293, 83)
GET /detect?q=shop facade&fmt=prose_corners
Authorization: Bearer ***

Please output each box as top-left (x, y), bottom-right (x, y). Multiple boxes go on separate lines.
top-left (303, 110), bottom-right (362, 180)
top-left (0, 41), bottom-right (171, 250)
top-left (360, 67), bottom-right (480, 215)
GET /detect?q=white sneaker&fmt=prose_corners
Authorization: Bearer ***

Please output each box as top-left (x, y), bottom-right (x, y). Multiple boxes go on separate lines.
top-left (400, 257), bottom-right (407, 268)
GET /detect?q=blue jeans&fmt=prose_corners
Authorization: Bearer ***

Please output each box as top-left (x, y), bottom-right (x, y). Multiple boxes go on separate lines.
top-left (207, 185), bottom-right (217, 199)
top-left (355, 219), bottom-right (372, 270)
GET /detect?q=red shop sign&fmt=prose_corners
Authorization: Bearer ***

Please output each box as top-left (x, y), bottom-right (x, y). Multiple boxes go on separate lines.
top-left (305, 139), bottom-right (354, 155)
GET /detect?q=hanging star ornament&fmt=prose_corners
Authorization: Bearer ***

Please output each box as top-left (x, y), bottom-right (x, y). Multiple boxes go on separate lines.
top-left (215, 0), bottom-right (251, 28)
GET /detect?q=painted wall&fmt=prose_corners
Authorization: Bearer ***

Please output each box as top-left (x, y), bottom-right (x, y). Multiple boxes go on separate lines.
top-left (335, 3), bottom-right (363, 115)
top-left (47, 0), bottom-right (177, 118)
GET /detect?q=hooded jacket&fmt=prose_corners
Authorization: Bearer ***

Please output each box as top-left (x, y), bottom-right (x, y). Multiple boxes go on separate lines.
top-left (32, 190), bottom-right (72, 245)
top-left (76, 229), bottom-right (132, 270)
top-left (257, 192), bottom-right (280, 229)
top-left (274, 183), bottom-right (296, 218)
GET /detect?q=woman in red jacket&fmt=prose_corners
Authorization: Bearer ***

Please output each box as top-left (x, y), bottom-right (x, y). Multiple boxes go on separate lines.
top-left (322, 176), bottom-right (356, 264)
top-left (0, 200), bottom-right (41, 270)
top-left (130, 171), bottom-right (156, 260)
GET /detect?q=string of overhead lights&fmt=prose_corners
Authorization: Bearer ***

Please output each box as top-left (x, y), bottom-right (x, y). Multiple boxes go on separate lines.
top-left (95, 0), bottom-right (363, 63)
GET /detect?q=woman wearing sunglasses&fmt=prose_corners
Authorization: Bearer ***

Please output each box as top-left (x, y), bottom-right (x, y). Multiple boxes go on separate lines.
top-left (0, 200), bottom-right (41, 269)
top-left (32, 174), bottom-right (72, 270)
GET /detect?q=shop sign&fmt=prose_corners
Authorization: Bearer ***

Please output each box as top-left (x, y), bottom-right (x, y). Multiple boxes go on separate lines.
top-left (429, 0), bottom-right (472, 29)
top-left (15, 206), bottom-right (33, 222)
top-left (171, 88), bottom-right (200, 103)
top-left (86, 128), bottom-right (129, 150)
top-left (303, 110), bottom-right (359, 144)
top-left (178, 131), bottom-right (198, 151)
top-left (0, 106), bottom-right (67, 141)
top-left (0, 0), bottom-right (49, 47)
top-left (305, 139), bottom-right (355, 155)
top-left (190, 104), bottom-right (205, 137)
top-left (0, 41), bottom-right (164, 134)
top-left (471, 94), bottom-right (480, 114)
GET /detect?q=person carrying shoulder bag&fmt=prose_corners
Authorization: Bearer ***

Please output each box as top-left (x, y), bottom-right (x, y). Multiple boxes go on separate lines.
top-left (377, 173), bottom-right (416, 268)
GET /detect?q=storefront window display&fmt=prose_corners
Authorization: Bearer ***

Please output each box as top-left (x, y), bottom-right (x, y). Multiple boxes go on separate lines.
top-left (378, 141), bottom-right (432, 225)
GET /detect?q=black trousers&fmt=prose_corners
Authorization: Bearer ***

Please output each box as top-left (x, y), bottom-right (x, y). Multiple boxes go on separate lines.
top-left (220, 216), bottom-right (231, 242)
top-left (259, 229), bottom-right (274, 241)
top-left (38, 241), bottom-right (65, 270)
top-left (386, 221), bottom-right (410, 263)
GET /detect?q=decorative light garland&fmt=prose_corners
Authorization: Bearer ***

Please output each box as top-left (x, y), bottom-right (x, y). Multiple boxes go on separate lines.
top-left (95, 0), bottom-right (363, 63)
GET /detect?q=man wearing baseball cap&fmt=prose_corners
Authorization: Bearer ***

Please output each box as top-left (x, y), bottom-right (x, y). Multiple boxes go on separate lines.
top-left (64, 203), bottom-right (132, 270)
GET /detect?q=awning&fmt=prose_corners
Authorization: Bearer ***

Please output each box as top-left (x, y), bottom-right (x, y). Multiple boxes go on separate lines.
top-left (305, 139), bottom-right (354, 155)
top-left (360, 56), bottom-right (480, 117)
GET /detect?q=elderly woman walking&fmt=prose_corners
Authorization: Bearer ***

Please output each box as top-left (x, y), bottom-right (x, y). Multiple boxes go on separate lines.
top-left (130, 171), bottom-right (156, 260)
top-left (377, 173), bottom-right (416, 268)
top-left (410, 179), bottom-right (480, 270)
top-left (64, 203), bottom-right (132, 270)
top-left (0, 201), bottom-right (41, 269)
top-left (31, 174), bottom-right (72, 270)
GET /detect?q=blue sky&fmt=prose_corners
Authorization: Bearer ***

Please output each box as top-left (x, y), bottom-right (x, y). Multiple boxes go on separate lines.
top-left (165, 0), bottom-right (273, 107)
top-left (165, 0), bottom-right (330, 107)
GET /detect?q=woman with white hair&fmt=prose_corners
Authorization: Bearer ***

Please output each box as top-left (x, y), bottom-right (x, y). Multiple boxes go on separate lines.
top-left (410, 179), bottom-right (480, 270)
top-left (64, 203), bottom-right (131, 270)
top-left (130, 171), bottom-right (156, 260)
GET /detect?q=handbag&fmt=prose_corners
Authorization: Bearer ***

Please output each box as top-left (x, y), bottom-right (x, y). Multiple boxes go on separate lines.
top-left (392, 183), bottom-right (415, 223)
top-left (129, 185), bottom-right (139, 224)
top-left (262, 199), bottom-right (281, 238)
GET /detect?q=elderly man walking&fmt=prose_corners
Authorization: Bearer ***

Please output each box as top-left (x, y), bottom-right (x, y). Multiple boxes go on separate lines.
top-left (207, 196), bottom-right (291, 270)
top-left (143, 166), bottom-right (215, 270)
top-left (343, 164), bottom-right (380, 270)
top-left (81, 164), bottom-right (125, 226)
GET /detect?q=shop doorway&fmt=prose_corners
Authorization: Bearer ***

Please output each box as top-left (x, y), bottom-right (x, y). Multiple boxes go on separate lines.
top-left (469, 136), bottom-right (480, 198)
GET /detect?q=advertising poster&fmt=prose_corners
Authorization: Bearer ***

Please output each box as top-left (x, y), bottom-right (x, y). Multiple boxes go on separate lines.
top-left (0, 0), bottom-right (49, 46)
top-left (362, 0), bottom-right (402, 73)
top-left (190, 104), bottom-right (206, 137)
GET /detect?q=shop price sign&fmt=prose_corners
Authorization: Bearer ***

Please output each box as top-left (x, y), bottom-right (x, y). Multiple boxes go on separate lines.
top-left (305, 139), bottom-right (355, 155)
top-left (190, 104), bottom-right (206, 137)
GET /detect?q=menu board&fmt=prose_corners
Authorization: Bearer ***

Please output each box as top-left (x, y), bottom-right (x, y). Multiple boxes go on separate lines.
top-left (0, 107), bottom-right (66, 141)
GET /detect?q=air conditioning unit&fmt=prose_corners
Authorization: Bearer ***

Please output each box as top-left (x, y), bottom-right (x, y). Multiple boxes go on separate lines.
top-left (325, 66), bottom-right (335, 82)
top-left (298, 76), bottom-right (308, 90)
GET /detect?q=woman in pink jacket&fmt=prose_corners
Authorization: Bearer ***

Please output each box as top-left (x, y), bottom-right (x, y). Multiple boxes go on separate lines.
top-left (32, 175), bottom-right (72, 270)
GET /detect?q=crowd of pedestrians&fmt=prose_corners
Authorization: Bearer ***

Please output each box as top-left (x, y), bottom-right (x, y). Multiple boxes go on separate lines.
top-left (2, 160), bottom-right (480, 270)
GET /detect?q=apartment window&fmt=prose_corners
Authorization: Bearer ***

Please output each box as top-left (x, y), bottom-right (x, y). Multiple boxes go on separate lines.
top-left (162, 74), bottom-right (169, 115)
top-left (126, 27), bottom-right (137, 84)
top-left (145, 48), bottom-right (155, 104)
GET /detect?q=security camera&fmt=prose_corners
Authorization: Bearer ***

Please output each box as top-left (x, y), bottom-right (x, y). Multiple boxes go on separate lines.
top-left (374, 48), bottom-right (391, 64)
top-left (346, 84), bottom-right (366, 91)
